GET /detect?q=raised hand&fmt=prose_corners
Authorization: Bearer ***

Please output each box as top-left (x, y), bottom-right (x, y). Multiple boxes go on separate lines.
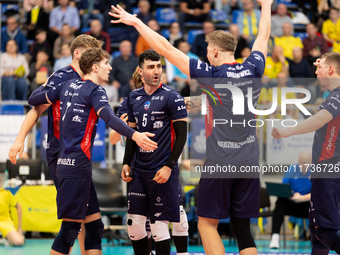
top-left (109, 5), bottom-right (138, 26)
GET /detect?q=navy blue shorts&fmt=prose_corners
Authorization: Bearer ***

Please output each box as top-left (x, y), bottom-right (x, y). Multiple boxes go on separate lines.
top-left (310, 178), bottom-right (340, 229)
top-left (197, 158), bottom-right (260, 219)
top-left (48, 159), bottom-right (58, 188)
top-left (56, 177), bottom-right (100, 220)
top-left (128, 169), bottom-right (180, 222)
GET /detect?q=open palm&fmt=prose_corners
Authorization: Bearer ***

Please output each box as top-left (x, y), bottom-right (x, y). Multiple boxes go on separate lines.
top-left (109, 5), bottom-right (137, 26)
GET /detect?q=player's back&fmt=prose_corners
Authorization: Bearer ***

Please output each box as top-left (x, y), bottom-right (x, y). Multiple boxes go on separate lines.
top-left (45, 65), bottom-right (81, 165)
top-left (189, 51), bottom-right (266, 163)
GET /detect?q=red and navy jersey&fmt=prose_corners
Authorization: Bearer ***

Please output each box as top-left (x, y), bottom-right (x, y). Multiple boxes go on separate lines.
top-left (116, 97), bottom-right (128, 117)
top-left (45, 65), bottom-right (81, 165)
top-left (45, 79), bottom-right (111, 178)
top-left (189, 51), bottom-right (265, 163)
top-left (127, 83), bottom-right (187, 174)
top-left (313, 88), bottom-right (340, 164)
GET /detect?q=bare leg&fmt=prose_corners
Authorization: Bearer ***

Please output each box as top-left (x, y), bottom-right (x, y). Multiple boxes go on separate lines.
top-left (78, 223), bottom-right (86, 255)
top-left (198, 216), bottom-right (224, 255)
top-left (240, 247), bottom-right (258, 255)
top-left (6, 230), bottom-right (25, 246)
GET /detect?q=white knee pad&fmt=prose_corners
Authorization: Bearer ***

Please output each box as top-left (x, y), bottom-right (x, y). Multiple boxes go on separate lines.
top-left (126, 214), bottom-right (147, 241)
top-left (150, 220), bottom-right (170, 242)
top-left (172, 205), bottom-right (189, 236)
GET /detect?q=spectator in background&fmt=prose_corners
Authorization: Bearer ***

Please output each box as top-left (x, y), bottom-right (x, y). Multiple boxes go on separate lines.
top-left (271, 3), bottom-right (293, 38)
top-left (110, 40), bottom-right (138, 100)
top-left (85, 19), bottom-right (111, 52)
top-left (1, 40), bottom-right (30, 100)
top-left (179, 0), bottom-right (211, 32)
top-left (191, 20), bottom-right (215, 62)
top-left (1, 15), bottom-right (28, 54)
top-left (48, 0), bottom-right (80, 44)
top-left (23, 0), bottom-right (51, 12)
top-left (235, 47), bottom-right (251, 63)
top-left (77, 0), bottom-right (105, 29)
top-left (53, 24), bottom-right (75, 59)
top-left (235, 0), bottom-right (261, 44)
top-left (303, 23), bottom-right (328, 73)
top-left (168, 22), bottom-right (183, 46)
top-left (135, 19), bottom-right (160, 56)
top-left (28, 50), bottom-right (53, 93)
top-left (229, 23), bottom-right (248, 59)
top-left (136, 0), bottom-right (156, 24)
top-left (169, 39), bottom-right (198, 92)
top-left (288, 47), bottom-right (312, 79)
top-left (263, 45), bottom-right (289, 81)
top-left (274, 22), bottom-right (303, 59)
top-left (53, 43), bottom-right (72, 72)
top-left (0, 176), bottom-right (25, 247)
top-left (269, 151), bottom-right (312, 249)
top-left (26, 0), bottom-right (50, 40)
top-left (322, 7), bottom-right (340, 47)
top-left (222, 0), bottom-right (242, 18)
top-left (30, 29), bottom-right (53, 64)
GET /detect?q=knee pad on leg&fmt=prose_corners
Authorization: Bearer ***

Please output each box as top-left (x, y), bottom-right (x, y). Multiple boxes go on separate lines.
top-left (84, 219), bottom-right (104, 251)
top-left (172, 205), bottom-right (189, 237)
top-left (127, 214), bottom-right (147, 241)
top-left (52, 221), bottom-right (81, 254)
top-left (230, 216), bottom-right (256, 251)
top-left (145, 218), bottom-right (152, 239)
top-left (315, 227), bottom-right (340, 253)
top-left (150, 220), bottom-right (170, 242)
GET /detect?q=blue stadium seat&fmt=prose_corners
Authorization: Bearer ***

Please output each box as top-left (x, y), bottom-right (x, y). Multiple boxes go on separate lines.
top-left (81, 27), bottom-right (91, 34)
top-left (294, 32), bottom-right (308, 40)
top-left (156, 8), bottom-right (177, 26)
top-left (161, 29), bottom-right (182, 39)
top-left (187, 29), bottom-right (203, 45)
top-left (210, 9), bottom-right (229, 24)
top-left (131, 7), bottom-right (140, 15)
top-left (155, 0), bottom-right (179, 4)
top-left (231, 10), bottom-right (242, 24)
top-left (1, 4), bottom-right (19, 21)
top-left (0, 104), bottom-right (24, 115)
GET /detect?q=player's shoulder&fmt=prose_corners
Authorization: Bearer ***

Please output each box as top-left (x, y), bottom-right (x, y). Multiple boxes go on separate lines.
top-left (129, 86), bottom-right (144, 98)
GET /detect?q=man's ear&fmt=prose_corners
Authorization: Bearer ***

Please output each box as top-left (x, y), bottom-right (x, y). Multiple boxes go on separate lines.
top-left (74, 49), bottom-right (80, 60)
top-left (329, 65), bottom-right (334, 75)
top-left (138, 67), bottom-right (143, 76)
top-left (214, 48), bottom-right (218, 57)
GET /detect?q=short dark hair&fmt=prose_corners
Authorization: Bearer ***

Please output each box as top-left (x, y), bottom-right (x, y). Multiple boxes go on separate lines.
top-left (138, 50), bottom-right (161, 68)
top-left (79, 48), bottom-right (110, 75)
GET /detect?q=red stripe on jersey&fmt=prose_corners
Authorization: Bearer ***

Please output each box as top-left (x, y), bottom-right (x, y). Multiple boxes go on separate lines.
top-left (81, 108), bottom-right (97, 160)
top-left (52, 100), bottom-right (61, 139)
top-left (319, 115), bottom-right (340, 162)
top-left (70, 65), bottom-right (77, 73)
top-left (170, 121), bottom-right (175, 151)
top-left (205, 99), bottom-right (213, 139)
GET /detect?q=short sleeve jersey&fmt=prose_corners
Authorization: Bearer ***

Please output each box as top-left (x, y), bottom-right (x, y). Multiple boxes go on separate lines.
top-left (189, 51), bottom-right (266, 163)
top-left (46, 79), bottom-right (111, 178)
top-left (313, 88), bottom-right (340, 164)
top-left (0, 188), bottom-right (17, 222)
top-left (44, 65), bottom-right (81, 165)
top-left (127, 83), bottom-right (187, 174)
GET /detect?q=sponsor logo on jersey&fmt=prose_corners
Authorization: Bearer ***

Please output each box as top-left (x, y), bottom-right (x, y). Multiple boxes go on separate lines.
top-left (73, 108), bottom-right (84, 113)
top-left (253, 53), bottom-right (263, 61)
top-left (72, 115), bottom-right (82, 123)
top-left (153, 121), bottom-right (163, 129)
top-left (144, 101), bottom-right (151, 110)
top-left (139, 148), bottom-right (154, 153)
top-left (128, 192), bottom-right (146, 197)
top-left (75, 103), bottom-right (85, 107)
top-left (69, 83), bottom-right (83, 90)
top-left (175, 98), bottom-right (184, 102)
top-left (66, 69), bottom-right (73, 73)
top-left (154, 212), bottom-right (162, 217)
top-left (136, 96), bottom-right (142, 100)
top-left (151, 96), bottom-right (160, 100)
top-left (177, 105), bottom-right (186, 111)
top-left (151, 111), bottom-right (164, 114)
top-left (162, 86), bottom-right (170, 91)
top-left (57, 158), bottom-right (76, 166)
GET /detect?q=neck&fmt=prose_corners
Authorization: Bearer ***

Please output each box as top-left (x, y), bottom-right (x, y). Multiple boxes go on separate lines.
top-left (214, 52), bottom-right (236, 66)
top-left (83, 73), bottom-right (100, 85)
top-left (144, 84), bottom-right (159, 95)
top-left (328, 77), bottom-right (340, 91)
top-left (71, 59), bottom-right (84, 77)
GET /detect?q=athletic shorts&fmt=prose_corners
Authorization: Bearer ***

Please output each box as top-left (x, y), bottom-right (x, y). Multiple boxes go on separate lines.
top-left (310, 178), bottom-right (340, 229)
top-left (197, 157), bottom-right (260, 219)
top-left (56, 177), bottom-right (100, 220)
top-left (128, 169), bottom-right (180, 222)
top-left (0, 220), bottom-right (16, 238)
top-left (48, 159), bottom-right (58, 188)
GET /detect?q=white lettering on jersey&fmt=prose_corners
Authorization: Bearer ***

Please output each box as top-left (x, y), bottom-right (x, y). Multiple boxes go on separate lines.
top-left (57, 158), bottom-right (76, 166)
top-left (153, 121), bottom-right (163, 129)
top-left (177, 105), bottom-right (186, 111)
top-left (72, 115), bottom-right (82, 123)
top-left (69, 83), bottom-right (83, 90)
top-left (226, 70), bottom-right (252, 78)
top-left (73, 108), bottom-right (84, 113)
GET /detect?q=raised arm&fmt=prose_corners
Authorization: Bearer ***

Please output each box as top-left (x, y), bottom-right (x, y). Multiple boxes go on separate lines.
top-left (109, 5), bottom-right (190, 76)
top-left (251, 0), bottom-right (273, 58)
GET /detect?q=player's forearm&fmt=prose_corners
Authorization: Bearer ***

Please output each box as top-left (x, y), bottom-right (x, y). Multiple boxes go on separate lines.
top-left (109, 130), bottom-right (122, 145)
top-left (15, 107), bottom-right (42, 142)
top-left (133, 18), bottom-right (173, 57)
top-left (257, 3), bottom-right (271, 41)
top-left (301, 193), bottom-right (311, 202)
top-left (290, 113), bottom-right (329, 136)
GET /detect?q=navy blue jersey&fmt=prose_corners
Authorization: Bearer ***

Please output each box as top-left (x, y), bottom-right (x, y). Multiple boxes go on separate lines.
top-left (127, 83), bottom-right (187, 173)
top-left (189, 51), bottom-right (265, 163)
top-left (45, 65), bottom-right (81, 165)
top-left (313, 88), bottom-right (340, 164)
top-left (46, 79), bottom-right (112, 178)
top-left (116, 97), bottom-right (128, 117)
